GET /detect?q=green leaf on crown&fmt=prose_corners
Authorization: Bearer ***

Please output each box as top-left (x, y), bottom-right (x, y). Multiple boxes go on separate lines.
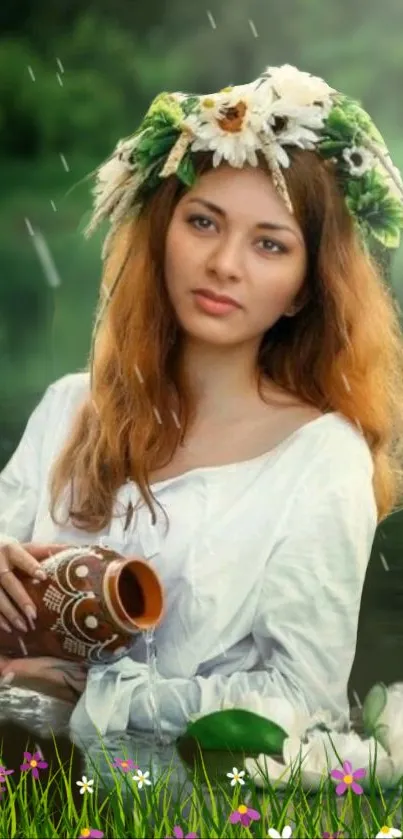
top-left (176, 153), bottom-right (197, 187)
top-left (181, 95), bottom-right (200, 117)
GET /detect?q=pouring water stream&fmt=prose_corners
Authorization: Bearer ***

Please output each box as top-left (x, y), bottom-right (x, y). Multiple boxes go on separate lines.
top-left (141, 551), bottom-right (170, 750)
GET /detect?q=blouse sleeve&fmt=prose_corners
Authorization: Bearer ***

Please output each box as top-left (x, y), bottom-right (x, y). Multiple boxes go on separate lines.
top-left (0, 383), bottom-right (57, 543)
top-left (69, 432), bottom-right (378, 743)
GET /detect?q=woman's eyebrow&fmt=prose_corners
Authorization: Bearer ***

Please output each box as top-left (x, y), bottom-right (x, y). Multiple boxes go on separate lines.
top-left (185, 197), bottom-right (301, 241)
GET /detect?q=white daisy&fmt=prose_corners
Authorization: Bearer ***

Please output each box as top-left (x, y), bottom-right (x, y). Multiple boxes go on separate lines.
top-left (261, 63), bottom-right (336, 108)
top-left (342, 145), bottom-right (374, 176)
top-left (375, 828), bottom-right (402, 838)
top-left (262, 101), bottom-right (329, 168)
top-left (183, 83), bottom-right (273, 169)
top-left (132, 768), bottom-right (152, 789)
top-left (226, 766), bottom-right (246, 786)
top-left (76, 775), bottom-right (94, 794)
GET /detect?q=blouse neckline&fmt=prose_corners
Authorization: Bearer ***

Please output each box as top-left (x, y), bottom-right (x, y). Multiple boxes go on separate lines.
top-left (142, 410), bottom-right (342, 491)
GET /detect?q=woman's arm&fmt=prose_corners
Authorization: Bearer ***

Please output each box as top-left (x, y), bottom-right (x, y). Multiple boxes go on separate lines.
top-left (0, 655), bottom-right (88, 704)
top-left (0, 384), bottom-right (58, 543)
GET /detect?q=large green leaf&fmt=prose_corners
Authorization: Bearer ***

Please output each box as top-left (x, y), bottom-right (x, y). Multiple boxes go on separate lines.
top-left (181, 708), bottom-right (287, 754)
top-left (175, 707), bottom-right (288, 786)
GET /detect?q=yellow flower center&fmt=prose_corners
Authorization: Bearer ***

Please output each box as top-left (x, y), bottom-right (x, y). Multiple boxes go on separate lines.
top-left (380, 829), bottom-right (390, 835)
top-left (81, 830), bottom-right (90, 837)
top-left (30, 760), bottom-right (37, 768)
top-left (121, 761), bottom-right (128, 768)
top-left (343, 774), bottom-right (353, 784)
top-left (202, 98), bottom-right (215, 109)
top-left (238, 805), bottom-right (248, 814)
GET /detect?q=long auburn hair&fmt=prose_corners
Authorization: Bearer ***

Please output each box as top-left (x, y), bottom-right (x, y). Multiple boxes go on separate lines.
top-left (49, 149), bottom-right (403, 530)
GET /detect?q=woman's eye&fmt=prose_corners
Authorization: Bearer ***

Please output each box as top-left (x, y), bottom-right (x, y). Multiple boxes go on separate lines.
top-left (258, 238), bottom-right (286, 254)
top-left (187, 215), bottom-right (215, 231)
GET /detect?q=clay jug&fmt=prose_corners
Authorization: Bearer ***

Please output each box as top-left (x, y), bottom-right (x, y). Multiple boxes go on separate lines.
top-left (0, 545), bottom-right (164, 664)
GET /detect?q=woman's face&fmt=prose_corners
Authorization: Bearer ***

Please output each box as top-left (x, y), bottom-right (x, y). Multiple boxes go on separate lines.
top-left (164, 164), bottom-right (307, 348)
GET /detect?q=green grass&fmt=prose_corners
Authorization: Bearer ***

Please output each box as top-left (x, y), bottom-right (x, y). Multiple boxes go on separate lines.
top-left (1, 732), bottom-right (403, 838)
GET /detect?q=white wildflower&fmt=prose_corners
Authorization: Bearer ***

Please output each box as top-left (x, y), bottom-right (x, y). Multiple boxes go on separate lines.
top-left (132, 768), bottom-right (152, 789)
top-left (76, 775), bottom-right (94, 794)
top-left (268, 826), bottom-right (293, 839)
top-left (226, 766), bottom-right (246, 786)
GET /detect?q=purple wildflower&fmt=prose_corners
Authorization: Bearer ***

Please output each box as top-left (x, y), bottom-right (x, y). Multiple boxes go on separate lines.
top-left (112, 757), bottom-right (139, 773)
top-left (330, 760), bottom-right (366, 795)
top-left (229, 803), bottom-right (261, 827)
top-left (0, 764), bottom-right (14, 780)
top-left (0, 764), bottom-right (14, 799)
top-left (79, 830), bottom-right (104, 838)
top-left (20, 751), bottom-right (48, 780)
top-left (0, 765), bottom-right (14, 783)
top-left (165, 828), bottom-right (198, 839)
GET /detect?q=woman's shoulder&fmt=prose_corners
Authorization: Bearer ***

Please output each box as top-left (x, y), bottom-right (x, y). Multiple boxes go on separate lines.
top-left (294, 409), bottom-right (374, 477)
top-left (39, 371), bottom-right (91, 433)
top-left (45, 371), bottom-right (90, 412)
top-left (47, 370), bottom-right (90, 399)
top-left (260, 382), bottom-right (373, 475)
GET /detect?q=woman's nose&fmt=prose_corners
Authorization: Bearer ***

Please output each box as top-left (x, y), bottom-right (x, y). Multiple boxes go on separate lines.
top-left (207, 237), bottom-right (243, 280)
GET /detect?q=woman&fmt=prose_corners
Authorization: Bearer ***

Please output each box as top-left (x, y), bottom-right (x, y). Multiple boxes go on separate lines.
top-left (1, 63), bottom-right (403, 743)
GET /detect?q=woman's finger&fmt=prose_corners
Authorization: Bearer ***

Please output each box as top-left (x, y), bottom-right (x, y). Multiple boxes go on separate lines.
top-left (0, 571), bottom-right (36, 629)
top-left (1, 542), bottom-right (49, 581)
top-left (21, 543), bottom-right (71, 561)
top-left (0, 616), bottom-right (12, 634)
top-left (0, 585), bottom-right (30, 633)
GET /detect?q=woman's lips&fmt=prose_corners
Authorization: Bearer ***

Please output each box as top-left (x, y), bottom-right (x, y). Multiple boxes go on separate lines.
top-left (192, 291), bottom-right (241, 316)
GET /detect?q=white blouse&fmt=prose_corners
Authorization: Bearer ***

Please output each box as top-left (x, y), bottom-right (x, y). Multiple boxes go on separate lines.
top-left (0, 372), bottom-right (378, 744)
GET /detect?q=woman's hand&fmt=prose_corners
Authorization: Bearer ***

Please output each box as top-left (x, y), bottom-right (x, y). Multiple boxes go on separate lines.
top-left (0, 541), bottom-right (70, 633)
top-left (0, 655), bottom-right (88, 705)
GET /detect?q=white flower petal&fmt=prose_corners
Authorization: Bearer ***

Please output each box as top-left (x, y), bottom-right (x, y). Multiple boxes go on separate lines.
top-left (274, 144), bottom-right (292, 168)
top-left (212, 149), bottom-right (223, 168)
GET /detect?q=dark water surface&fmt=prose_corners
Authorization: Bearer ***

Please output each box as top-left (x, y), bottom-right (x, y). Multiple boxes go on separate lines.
top-left (349, 511), bottom-right (403, 703)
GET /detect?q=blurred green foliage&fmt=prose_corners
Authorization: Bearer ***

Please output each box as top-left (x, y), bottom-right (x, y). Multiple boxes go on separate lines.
top-left (1, 0), bottom-right (403, 464)
top-left (1, 0), bottom-right (403, 700)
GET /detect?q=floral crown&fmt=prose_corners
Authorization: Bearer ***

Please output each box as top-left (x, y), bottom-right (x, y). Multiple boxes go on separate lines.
top-left (84, 63), bottom-right (403, 261)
